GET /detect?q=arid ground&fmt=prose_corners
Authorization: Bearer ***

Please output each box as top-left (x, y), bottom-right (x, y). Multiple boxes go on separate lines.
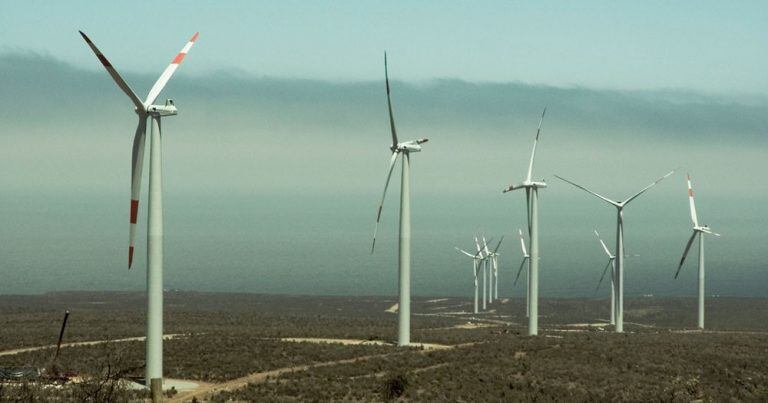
top-left (1, 292), bottom-right (767, 401)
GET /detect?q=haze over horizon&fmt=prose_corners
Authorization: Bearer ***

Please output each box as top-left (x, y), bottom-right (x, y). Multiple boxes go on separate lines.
top-left (1, 2), bottom-right (766, 298)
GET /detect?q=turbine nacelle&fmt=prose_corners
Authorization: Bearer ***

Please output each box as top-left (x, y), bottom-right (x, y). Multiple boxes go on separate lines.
top-left (695, 225), bottom-right (720, 236)
top-left (392, 138), bottom-right (428, 153)
top-left (146, 99), bottom-right (178, 117)
top-left (502, 180), bottom-right (547, 193)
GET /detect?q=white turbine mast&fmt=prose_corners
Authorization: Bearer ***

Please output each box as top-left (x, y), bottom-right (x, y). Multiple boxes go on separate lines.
top-left (674, 173), bottom-right (720, 329)
top-left (482, 236), bottom-right (494, 304)
top-left (502, 107), bottom-right (547, 335)
top-left (555, 168), bottom-right (676, 333)
top-left (485, 236), bottom-right (504, 301)
top-left (370, 53), bottom-right (428, 347)
top-left (79, 31), bottom-right (198, 393)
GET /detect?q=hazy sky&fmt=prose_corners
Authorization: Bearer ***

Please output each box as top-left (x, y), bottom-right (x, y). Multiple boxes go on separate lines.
top-left (1, 3), bottom-right (766, 298)
top-left (2, 1), bottom-right (768, 94)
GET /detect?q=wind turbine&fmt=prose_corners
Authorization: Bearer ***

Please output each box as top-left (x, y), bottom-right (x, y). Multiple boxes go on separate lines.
top-left (482, 236), bottom-right (494, 304)
top-left (474, 237), bottom-right (489, 310)
top-left (485, 237), bottom-right (504, 301)
top-left (455, 245), bottom-right (484, 314)
top-left (79, 30), bottom-right (198, 390)
top-left (674, 173), bottom-right (720, 329)
top-left (555, 169), bottom-right (676, 332)
top-left (502, 108), bottom-right (547, 335)
top-left (371, 53), bottom-right (428, 347)
top-left (593, 229), bottom-right (616, 325)
top-left (513, 229), bottom-right (530, 317)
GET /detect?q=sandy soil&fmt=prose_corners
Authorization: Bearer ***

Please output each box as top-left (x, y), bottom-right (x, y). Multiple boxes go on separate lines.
top-left (279, 337), bottom-right (451, 350)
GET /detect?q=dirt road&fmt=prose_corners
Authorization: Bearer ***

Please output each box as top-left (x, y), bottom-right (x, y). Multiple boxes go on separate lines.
top-left (0, 334), bottom-right (188, 357)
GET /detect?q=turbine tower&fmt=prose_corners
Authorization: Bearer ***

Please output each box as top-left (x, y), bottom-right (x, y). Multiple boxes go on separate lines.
top-left (513, 229), bottom-right (530, 317)
top-left (474, 237), bottom-right (488, 310)
top-left (485, 237), bottom-right (504, 301)
top-left (593, 229), bottom-right (616, 325)
top-left (455, 244), bottom-right (485, 314)
top-left (502, 108), bottom-right (547, 336)
top-left (371, 53), bottom-right (428, 347)
top-left (674, 173), bottom-right (720, 329)
top-left (482, 236), bottom-right (494, 304)
top-left (79, 31), bottom-right (198, 390)
top-left (555, 169), bottom-right (676, 332)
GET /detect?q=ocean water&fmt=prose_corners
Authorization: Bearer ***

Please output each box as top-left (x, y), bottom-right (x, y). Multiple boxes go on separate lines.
top-left (1, 186), bottom-right (764, 298)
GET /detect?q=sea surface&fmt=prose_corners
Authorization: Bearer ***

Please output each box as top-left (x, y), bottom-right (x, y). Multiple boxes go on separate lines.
top-left (1, 188), bottom-right (764, 298)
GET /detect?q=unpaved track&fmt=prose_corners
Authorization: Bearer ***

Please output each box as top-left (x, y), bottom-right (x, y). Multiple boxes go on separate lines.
top-left (170, 352), bottom-right (393, 402)
top-left (171, 340), bottom-right (481, 402)
top-left (0, 334), bottom-right (188, 357)
top-left (279, 337), bottom-right (451, 350)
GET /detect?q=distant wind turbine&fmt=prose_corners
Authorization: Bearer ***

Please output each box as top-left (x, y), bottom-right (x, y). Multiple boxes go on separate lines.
top-left (474, 236), bottom-right (489, 310)
top-left (455, 245), bottom-right (485, 314)
top-left (502, 108), bottom-right (547, 335)
top-left (593, 229), bottom-right (616, 325)
top-left (555, 169), bottom-right (676, 333)
top-left (79, 31), bottom-right (198, 390)
top-left (486, 237), bottom-right (504, 301)
top-left (514, 229), bottom-right (530, 317)
top-left (370, 53), bottom-right (429, 347)
top-left (482, 236), bottom-right (494, 304)
top-left (674, 173), bottom-right (720, 329)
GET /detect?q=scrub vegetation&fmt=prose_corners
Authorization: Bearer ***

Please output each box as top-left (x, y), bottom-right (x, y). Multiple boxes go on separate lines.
top-left (1, 292), bottom-right (767, 401)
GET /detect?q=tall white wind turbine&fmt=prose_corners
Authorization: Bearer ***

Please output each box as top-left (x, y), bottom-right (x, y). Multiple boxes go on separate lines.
top-left (455, 245), bottom-right (485, 314)
top-left (502, 108), bottom-right (547, 335)
top-left (555, 169), bottom-right (676, 333)
top-left (674, 173), bottom-right (720, 329)
top-left (513, 229), bottom-right (531, 317)
top-left (79, 31), bottom-right (198, 390)
top-left (371, 53), bottom-right (428, 347)
top-left (593, 229), bottom-right (616, 325)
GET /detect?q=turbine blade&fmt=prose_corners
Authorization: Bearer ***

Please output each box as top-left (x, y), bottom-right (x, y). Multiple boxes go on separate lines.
top-left (514, 257), bottom-right (528, 285)
top-left (384, 52), bottom-right (399, 149)
top-left (594, 229), bottom-right (613, 258)
top-left (144, 32), bottom-right (199, 106)
top-left (492, 236), bottom-right (505, 254)
top-left (554, 175), bottom-right (618, 207)
top-left (675, 231), bottom-right (699, 278)
top-left (455, 247), bottom-right (475, 258)
top-left (482, 236), bottom-right (492, 255)
top-left (502, 182), bottom-right (527, 193)
top-left (595, 259), bottom-right (613, 294)
top-left (518, 229), bottom-right (528, 257)
top-left (128, 118), bottom-right (148, 268)
top-left (79, 31), bottom-right (145, 113)
top-left (526, 106), bottom-right (546, 182)
top-left (686, 173), bottom-right (699, 227)
top-left (371, 152), bottom-right (400, 253)
top-left (525, 188), bottom-right (532, 234)
top-left (624, 168), bottom-right (677, 205)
